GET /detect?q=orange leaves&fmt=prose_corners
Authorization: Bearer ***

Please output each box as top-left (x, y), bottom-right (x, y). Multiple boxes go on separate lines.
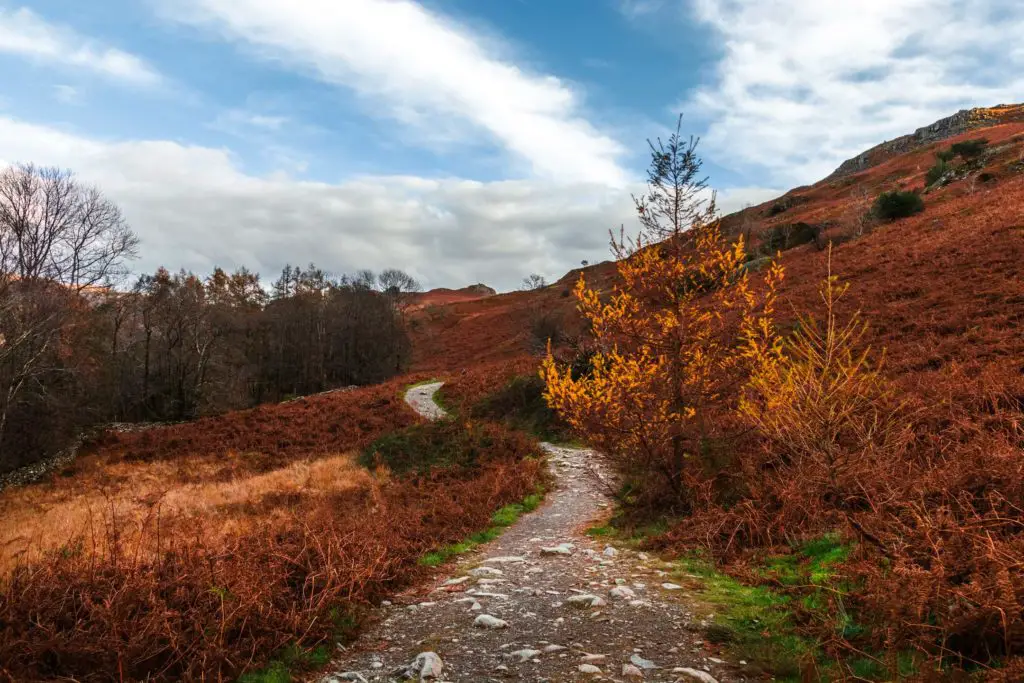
top-left (544, 212), bottom-right (782, 506)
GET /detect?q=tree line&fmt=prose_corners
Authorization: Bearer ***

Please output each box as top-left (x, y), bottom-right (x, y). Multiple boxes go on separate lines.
top-left (0, 163), bottom-right (416, 473)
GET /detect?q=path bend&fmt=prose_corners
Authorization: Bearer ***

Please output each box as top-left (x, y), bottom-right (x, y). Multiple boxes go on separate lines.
top-left (319, 382), bottom-right (744, 683)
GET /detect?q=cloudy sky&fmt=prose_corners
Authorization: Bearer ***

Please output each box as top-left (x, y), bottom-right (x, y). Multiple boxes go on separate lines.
top-left (1, 0), bottom-right (1021, 291)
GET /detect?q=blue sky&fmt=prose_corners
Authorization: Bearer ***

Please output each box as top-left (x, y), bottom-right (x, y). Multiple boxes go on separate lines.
top-left (0, 0), bottom-right (1021, 290)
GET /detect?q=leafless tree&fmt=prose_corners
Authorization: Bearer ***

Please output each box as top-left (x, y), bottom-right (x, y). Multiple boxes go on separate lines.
top-left (0, 163), bottom-right (138, 468)
top-left (377, 268), bottom-right (420, 304)
top-left (0, 164), bottom-right (138, 291)
top-left (521, 273), bottom-right (547, 291)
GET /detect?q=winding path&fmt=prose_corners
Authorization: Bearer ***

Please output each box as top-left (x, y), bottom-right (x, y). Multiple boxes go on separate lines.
top-left (320, 383), bottom-right (746, 683)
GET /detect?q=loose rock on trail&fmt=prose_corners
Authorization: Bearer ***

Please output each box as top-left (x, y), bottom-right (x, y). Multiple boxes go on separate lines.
top-left (320, 382), bottom-right (748, 682)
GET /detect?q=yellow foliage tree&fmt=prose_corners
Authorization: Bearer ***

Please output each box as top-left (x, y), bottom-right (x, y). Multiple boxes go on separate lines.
top-left (542, 117), bottom-right (783, 507)
top-left (739, 251), bottom-right (910, 500)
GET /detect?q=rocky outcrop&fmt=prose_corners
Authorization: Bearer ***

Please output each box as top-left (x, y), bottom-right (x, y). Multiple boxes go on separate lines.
top-left (827, 104), bottom-right (1024, 180)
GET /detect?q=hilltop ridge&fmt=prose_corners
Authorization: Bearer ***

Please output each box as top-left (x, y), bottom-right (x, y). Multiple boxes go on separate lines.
top-left (827, 103), bottom-right (1024, 179)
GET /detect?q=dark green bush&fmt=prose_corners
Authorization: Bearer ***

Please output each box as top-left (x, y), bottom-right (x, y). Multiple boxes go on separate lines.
top-left (359, 419), bottom-right (537, 475)
top-left (471, 375), bottom-right (571, 442)
top-left (762, 222), bottom-right (821, 252)
top-left (935, 149), bottom-right (955, 162)
top-left (530, 309), bottom-right (564, 353)
top-left (873, 190), bottom-right (925, 220)
top-left (925, 159), bottom-right (950, 186)
top-left (951, 138), bottom-right (989, 159)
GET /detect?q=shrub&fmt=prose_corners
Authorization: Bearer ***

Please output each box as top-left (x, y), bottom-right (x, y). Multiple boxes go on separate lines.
top-left (761, 222), bottom-right (821, 252)
top-left (359, 419), bottom-right (539, 476)
top-left (935, 148), bottom-right (955, 162)
top-left (0, 450), bottom-right (545, 681)
top-left (951, 137), bottom-right (989, 158)
top-left (924, 158), bottom-right (950, 186)
top-left (471, 375), bottom-right (571, 442)
top-left (872, 190), bottom-right (924, 220)
top-left (529, 309), bottom-right (564, 353)
top-left (543, 115), bottom-right (783, 510)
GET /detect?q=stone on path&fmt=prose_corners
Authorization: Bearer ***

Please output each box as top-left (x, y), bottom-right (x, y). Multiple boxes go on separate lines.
top-left (580, 653), bottom-right (606, 663)
top-left (482, 556), bottom-right (526, 564)
top-left (566, 594), bottom-right (607, 608)
top-left (506, 648), bottom-right (541, 662)
top-left (541, 543), bottom-right (574, 556)
top-left (469, 566), bottom-right (503, 577)
top-left (542, 644), bottom-right (567, 653)
top-left (578, 664), bottom-right (603, 675)
top-left (603, 545), bottom-right (618, 557)
top-left (411, 652), bottom-right (444, 679)
top-left (630, 653), bottom-right (657, 670)
top-left (609, 585), bottom-right (636, 600)
top-left (673, 668), bottom-right (719, 683)
top-left (661, 582), bottom-right (683, 590)
top-left (622, 663), bottom-right (644, 678)
top-left (323, 674), bottom-right (367, 683)
top-left (388, 651), bottom-right (443, 680)
top-left (473, 614), bottom-right (508, 629)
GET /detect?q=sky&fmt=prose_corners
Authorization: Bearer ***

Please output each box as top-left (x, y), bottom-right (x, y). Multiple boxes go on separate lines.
top-left (0, 0), bottom-right (1021, 291)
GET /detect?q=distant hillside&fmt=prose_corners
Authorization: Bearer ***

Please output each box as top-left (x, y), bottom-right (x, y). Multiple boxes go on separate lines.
top-left (408, 105), bottom-right (1024, 377)
top-left (826, 103), bottom-right (1024, 180)
top-left (407, 283), bottom-right (496, 309)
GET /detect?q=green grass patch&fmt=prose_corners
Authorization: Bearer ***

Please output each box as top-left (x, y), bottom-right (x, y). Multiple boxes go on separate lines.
top-left (470, 375), bottom-right (573, 442)
top-left (674, 553), bottom-right (820, 681)
top-left (237, 644), bottom-right (332, 683)
top-left (432, 387), bottom-right (453, 414)
top-left (759, 533), bottom-right (852, 587)
top-left (418, 489), bottom-right (545, 567)
top-left (360, 420), bottom-right (528, 476)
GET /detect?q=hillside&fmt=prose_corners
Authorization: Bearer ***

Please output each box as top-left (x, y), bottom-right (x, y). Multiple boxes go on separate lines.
top-left (3, 105), bottom-right (1023, 682)
top-left (402, 105), bottom-right (1024, 679)
top-left (409, 107), bottom-right (1024, 387)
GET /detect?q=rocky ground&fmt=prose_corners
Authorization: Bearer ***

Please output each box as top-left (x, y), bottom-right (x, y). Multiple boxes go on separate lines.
top-left (319, 383), bottom-right (751, 683)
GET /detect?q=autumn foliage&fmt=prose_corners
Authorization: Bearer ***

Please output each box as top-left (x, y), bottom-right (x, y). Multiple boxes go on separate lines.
top-left (543, 117), bottom-right (1024, 676)
top-left (543, 119), bottom-right (782, 508)
top-left (0, 380), bottom-right (545, 681)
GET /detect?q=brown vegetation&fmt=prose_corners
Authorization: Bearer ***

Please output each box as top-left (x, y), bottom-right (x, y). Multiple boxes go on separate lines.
top-left (0, 377), bottom-right (424, 571)
top-left (538, 118), bottom-right (1024, 676)
top-left (0, 377), bottom-right (544, 681)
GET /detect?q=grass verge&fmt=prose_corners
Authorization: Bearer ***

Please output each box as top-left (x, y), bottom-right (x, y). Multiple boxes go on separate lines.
top-left (238, 644), bottom-right (332, 683)
top-left (419, 491), bottom-right (545, 567)
top-left (589, 521), bottom-right (920, 682)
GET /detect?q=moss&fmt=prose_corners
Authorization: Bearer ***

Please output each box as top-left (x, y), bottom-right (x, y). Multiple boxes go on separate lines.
top-left (586, 524), bottom-right (616, 537)
top-left (470, 375), bottom-right (573, 442)
top-left (673, 553), bottom-right (819, 681)
top-left (418, 488), bottom-right (546, 567)
top-left (238, 644), bottom-right (333, 683)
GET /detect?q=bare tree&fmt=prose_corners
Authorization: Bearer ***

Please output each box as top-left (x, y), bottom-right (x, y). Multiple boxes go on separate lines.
top-left (0, 163), bottom-right (138, 468)
top-left (521, 273), bottom-right (547, 291)
top-left (377, 268), bottom-right (420, 304)
top-left (0, 164), bottom-right (138, 291)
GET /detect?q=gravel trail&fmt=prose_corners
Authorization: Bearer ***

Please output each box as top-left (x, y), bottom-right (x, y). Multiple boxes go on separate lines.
top-left (320, 383), bottom-right (749, 683)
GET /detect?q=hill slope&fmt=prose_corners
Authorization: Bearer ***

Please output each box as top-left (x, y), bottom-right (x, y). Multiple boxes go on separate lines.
top-left (410, 107), bottom-right (1024, 391)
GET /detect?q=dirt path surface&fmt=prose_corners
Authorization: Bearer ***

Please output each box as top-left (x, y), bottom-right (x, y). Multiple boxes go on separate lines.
top-left (320, 384), bottom-right (747, 683)
top-left (404, 381), bottom-right (448, 421)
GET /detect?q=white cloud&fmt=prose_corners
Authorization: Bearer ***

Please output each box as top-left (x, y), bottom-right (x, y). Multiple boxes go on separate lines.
top-left (686, 0), bottom-right (1024, 185)
top-left (210, 108), bottom-right (289, 134)
top-left (0, 7), bottom-right (161, 86)
top-left (0, 116), bottom-right (774, 291)
top-left (618, 0), bottom-right (667, 18)
top-left (53, 84), bottom-right (81, 105)
top-left (161, 0), bottom-right (628, 185)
